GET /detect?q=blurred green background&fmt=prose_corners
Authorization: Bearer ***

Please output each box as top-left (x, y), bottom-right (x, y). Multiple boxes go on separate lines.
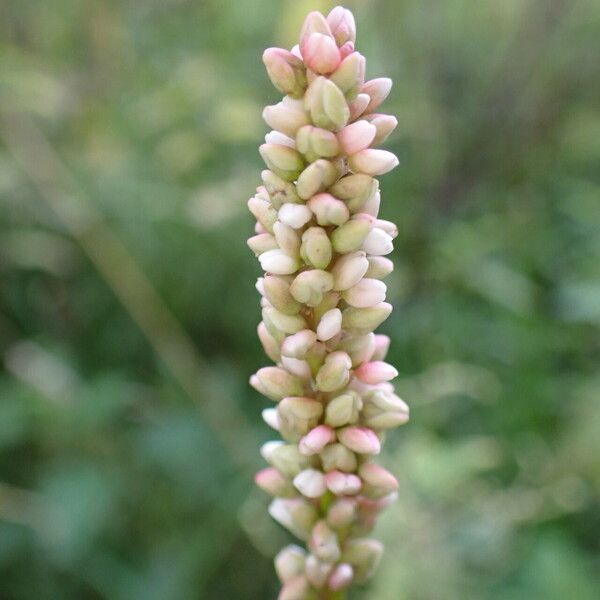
top-left (1, 0), bottom-right (599, 598)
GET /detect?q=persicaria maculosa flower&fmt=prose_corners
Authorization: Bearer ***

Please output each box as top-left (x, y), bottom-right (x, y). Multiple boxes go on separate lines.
top-left (248, 6), bottom-right (407, 598)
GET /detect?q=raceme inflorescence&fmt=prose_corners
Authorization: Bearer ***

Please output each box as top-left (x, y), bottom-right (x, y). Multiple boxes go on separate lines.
top-left (248, 7), bottom-right (408, 599)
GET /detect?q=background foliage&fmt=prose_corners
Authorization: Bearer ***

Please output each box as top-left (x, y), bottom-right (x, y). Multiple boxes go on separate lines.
top-left (1, 0), bottom-right (599, 598)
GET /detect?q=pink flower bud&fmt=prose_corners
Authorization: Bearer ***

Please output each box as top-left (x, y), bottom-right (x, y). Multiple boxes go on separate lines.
top-left (255, 366), bottom-right (304, 400)
top-left (281, 329), bottom-right (317, 358)
top-left (349, 92), bottom-right (370, 120)
top-left (255, 467), bottom-right (294, 496)
top-left (372, 334), bottom-right (391, 360)
top-left (359, 462), bottom-right (399, 498)
top-left (361, 113), bottom-right (398, 144)
top-left (301, 32), bottom-right (341, 74)
top-left (354, 360), bottom-right (398, 384)
top-left (337, 426), bottom-right (381, 454)
top-left (338, 121), bottom-right (377, 155)
top-left (330, 251), bottom-right (369, 291)
top-left (361, 77), bottom-right (393, 113)
top-left (348, 148), bottom-right (399, 176)
top-left (316, 308), bottom-right (342, 341)
top-left (309, 520), bottom-right (341, 563)
top-left (247, 232), bottom-right (278, 256)
top-left (325, 470), bottom-right (362, 495)
top-left (278, 202), bottom-right (313, 229)
top-left (275, 545), bottom-right (306, 583)
top-left (307, 193), bottom-right (350, 227)
top-left (263, 47), bottom-right (307, 98)
top-left (293, 468), bottom-right (327, 498)
top-left (259, 248), bottom-right (299, 275)
top-left (327, 498), bottom-right (358, 528)
top-left (328, 563), bottom-right (354, 591)
top-left (315, 351), bottom-right (352, 392)
top-left (327, 6), bottom-right (356, 45)
top-left (343, 278), bottom-right (387, 308)
top-left (299, 424), bottom-right (336, 455)
top-left (263, 98), bottom-right (310, 138)
top-left (278, 575), bottom-right (310, 600)
top-left (365, 256), bottom-right (394, 279)
top-left (299, 11), bottom-right (333, 50)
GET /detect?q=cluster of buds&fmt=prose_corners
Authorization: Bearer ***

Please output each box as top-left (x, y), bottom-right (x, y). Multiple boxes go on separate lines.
top-left (249, 7), bottom-right (408, 599)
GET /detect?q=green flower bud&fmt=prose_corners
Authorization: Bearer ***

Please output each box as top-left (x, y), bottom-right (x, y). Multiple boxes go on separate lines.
top-left (296, 125), bottom-right (340, 162)
top-left (262, 170), bottom-right (301, 207)
top-left (259, 144), bottom-right (305, 181)
top-left (324, 391), bottom-right (362, 427)
top-left (341, 302), bottom-right (392, 334)
top-left (304, 76), bottom-right (350, 131)
top-left (296, 159), bottom-right (338, 200)
top-left (315, 351), bottom-right (352, 392)
top-left (263, 48), bottom-right (307, 98)
top-left (300, 227), bottom-right (332, 269)
top-left (263, 275), bottom-right (302, 315)
top-left (290, 269), bottom-right (333, 307)
top-left (331, 214), bottom-right (373, 253)
top-left (255, 366), bottom-right (304, 401)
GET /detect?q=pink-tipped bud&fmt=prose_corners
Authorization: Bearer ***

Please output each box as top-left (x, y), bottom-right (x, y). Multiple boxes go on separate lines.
top-left (330, 51), bottom-right (365, 99)
top-left (365, 256), bottom-right (394, 279)
top-left (320, 443), bottom-right (357, 472)
top-left (316, 308), bottom-right (342, 341)
top-left (372, 334), bottom-right (391, 360)
top-left (328, 563), bottom-right (354, 591)
top-left (359, 462), bottom-right (399, 498)
top-left (258, 321), bottom-right (281, 363)
top-left (255, 366), bottom-right (304, 401)
top-left (263, 47), bottom-right (307, 98)
top-left (327, 498), bottom-right (358, 528)
top-left (324, 391), bottom-right (362, 427)
top-left (315, 351), bottom-right (352, 392)
top-left (299, 424), bottom-right (336, 455)
top-left (338, 426), bottom-right (381, 454)
top-left (281, 329), bottom-right (317, 359)
top-left (296, 159), bottom-right (338, 200)
top-left (305, 554), bottom-right (332, 589)
top-left (293, 468), bottom-right (327, 498)
top-left (325, 470), bottom-right (362, 495)
top-left (275, 545), bottom-right (306, 583)
top-left (247, 232), bottom-right (278, 256)
top-left (338, 121), bottom-right (377, 155)
top-left (255, 467), bottom-right (295, 496)
top-left (327, 6), bottom-right (356, 45)
top-left (299, 11), bottom-right (333, 50)
top-left (309, 520), bottom-right (341, 563)
top-left (361, 113), bottom-right (398, 145)
top-left (278, 575), bottom-right (310, 600)
top-left (301, 32), bottom-right (341, 74)
top-left (343, 278), bottom-right (387, 308)
top-left (361, 78), bottom-right (393, 113)
top-left (348, 149), bottom-right (399, 176)
top-left (263, 98), bottom-right (310, 138)
top-left (354, 360), bottom-right (398, 384)
top-left (330, 251), bottom-right (369, 291)
top-left (307, 193), bottom-right (350, 227)
top-left (349, 92), bottom-right (371, 120)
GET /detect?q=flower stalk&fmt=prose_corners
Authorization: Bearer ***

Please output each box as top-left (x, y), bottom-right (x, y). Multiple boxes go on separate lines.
top-left (249, 7), bottom-right (407, 598)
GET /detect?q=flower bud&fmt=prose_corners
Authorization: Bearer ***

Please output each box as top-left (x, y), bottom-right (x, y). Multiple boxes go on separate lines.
top-left (372, 334), bottom-right (391, 360)
top-left (265, 130), bottom-right (296, 148)
top-left (290, 269), bottom-right (333, 306)
top-left (361, 78), bottom-right (393, 113)
top-left (330, 251), bottom-right (369, 290)
top-left (362, 389), bottom-right (409, 429)
top-left (374, 218), bottom-right (398, 238)
top-left (300, 227), bottom-right (332, 269)
top-left (324, 391), bottom-right (362, 427)
top-left (327, 498), bottom-right (358, 529)
top-left (278, 575), bottom-right (310, 600)
top-left (263, 47), bottom-right (307, 98)
top-left (269, 498), bottom-right (319, 540)
top-left (305, 341), bottom-right (327, 377)
top-left (338, 121), bottom-right (376, 155)
top-left (337, 426), bottom-right (381, 454)
top-left (295, 125), bottom-right (339, 162)
top-left (255, 467), bottom-right (296, 497)
top-left (256, 366), bottom-right (304, 401)
top-left (309, 521), bottom-right (341, 563)
top-left (348, 148), bottom-right (399, 176)
top-left (329, 173), bottom-right (375, 213)
top-left (259, 249), bottom-right (300, 275)
top-left (304, 77), bottom-right (350, 132)
top-left (330, 51), bottom-right (365, 99)
top-left (312, 290), bottom-right (342, 323)
top-left (248, 196), bottom-right (277, 233)
top-left (263, 98), bottom-right (310, 138)
top-left (361, 113), bottom-right (398, 145)
top-left (260, 144), bottom-right (305, 181)
top-left (361, 187), bottom-right (381, 217)
top-left (262, 170), bottom-right (301, 206)
top-left (299, 11), bottom-right (333, 51)
top-left (325, 470), bottom-right (362, 495)
top-left (327, 6), bottom-right (356, 45)
top-left (296, 159), bottom-right (338, 200)
top-left (365, 256), bottom-right (394, 279)
top-left (248, 232), bottom-right (278, 255)
top-left (263, 307), bottom-right (306, 335)
top-left (315, 351), bottom-right (352, 392)
top-left (342, 538), bottom-right (384, 583)
top-left (342, 278), bottom-right (387, 308)
top-left (304, 554), bottom-right (332, 589)
top-left (336, 332), bottom-right (376, 367)
top-left (363, 227), bottom-right (394, 256)
top-left (275, 545), bottom-right (306, 583)
top-left (328, 563), bottom-right (354, 591)
top-left (331, 214), bottom-right (373, 254)
top-left (266, 443), bottom-right (310, 477)
top-left (342, 302), bottom-right (392, 333)
top-left (278, 203), bottom-right (312, 230)
top-left (277, 396), bottom-right (323, 439)
top-left (299, 424), bottom-right (336, 455)
top-left (280, 356), bottom-right (311, 381)
top-left (320, 443), bottom-right (357, 472)
top-left (316, 308), bottom-right (342, 341)
top-left (293, 468), bottom-right (327, 498)
top-left (262, 407), bottom-right (280, 431)
top-left (307, 193), bottom-right (349, 227)
top-left (281, 329), bottom-right (317, 359)
top-left (354, 360), bottom-right (398, 384)
top-left (349, 93), bottom-right (370, 120)
top-left (359, 462), bottom-right (399, 498)
top-left (258, 321), bottom-right (281, 362)
top-left (301, 32), bottom-right (341, 74)
top-left (273, 221), bottom-right (301, 256)
top-left (263, 275), bottom-right (302, 315)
